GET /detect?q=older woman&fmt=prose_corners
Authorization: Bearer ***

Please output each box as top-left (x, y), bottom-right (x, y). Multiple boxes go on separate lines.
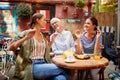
top-left (50, 18), bottom-right (75, 55)
top-left (8, 13), bottom-right (67, 80)
top-left (75, 16), bottom-right (103, 80)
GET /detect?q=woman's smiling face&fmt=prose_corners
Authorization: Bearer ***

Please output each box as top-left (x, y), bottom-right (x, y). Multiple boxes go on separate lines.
top-left (39, 16), bottom-right (46, 28)
top-left (84, 18), bottom-right (96, 33)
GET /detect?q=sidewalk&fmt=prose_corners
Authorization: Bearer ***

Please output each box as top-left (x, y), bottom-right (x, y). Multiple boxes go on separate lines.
top-left (104, 61), bottom-right (118, 80)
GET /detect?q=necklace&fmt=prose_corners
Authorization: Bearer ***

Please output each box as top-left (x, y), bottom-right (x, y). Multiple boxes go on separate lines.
top-left (34, 32), bottom-right (44, 43)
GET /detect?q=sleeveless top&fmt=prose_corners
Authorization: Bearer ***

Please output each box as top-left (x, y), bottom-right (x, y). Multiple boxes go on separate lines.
top-left (30, 37), bottom-right (46, 59)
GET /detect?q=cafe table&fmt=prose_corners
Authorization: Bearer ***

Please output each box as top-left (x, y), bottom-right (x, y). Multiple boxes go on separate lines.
top-left (52, 55), bottom-right (109, 80)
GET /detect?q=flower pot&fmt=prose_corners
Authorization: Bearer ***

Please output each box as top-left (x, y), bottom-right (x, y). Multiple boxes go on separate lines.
top-left (63, 6), bottom-right (68, 11)
top-left (73, 13), bottom-right (79, 18)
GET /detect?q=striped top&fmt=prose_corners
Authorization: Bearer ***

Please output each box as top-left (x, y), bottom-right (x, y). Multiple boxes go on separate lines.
top-left (81, 32), bottom-right (102, 54)
top-left (30, 37), bottom-right (46, 59)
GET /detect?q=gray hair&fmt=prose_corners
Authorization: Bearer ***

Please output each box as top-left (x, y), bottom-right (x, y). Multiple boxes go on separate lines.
top-left (50, 17), bottom-right (61, 26)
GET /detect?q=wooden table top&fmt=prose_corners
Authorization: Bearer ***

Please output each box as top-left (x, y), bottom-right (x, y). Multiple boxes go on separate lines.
top-left (52, 55), bottom-right (109, 70)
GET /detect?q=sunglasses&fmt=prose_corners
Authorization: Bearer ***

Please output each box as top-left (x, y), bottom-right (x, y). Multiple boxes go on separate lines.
top-left (51, 21), bottom-right (57, 26)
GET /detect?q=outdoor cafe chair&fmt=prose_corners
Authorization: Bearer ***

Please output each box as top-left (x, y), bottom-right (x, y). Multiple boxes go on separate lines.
top-left (0, 38), bottom-right (16, 74)
top-left (98, 26), bottom-right (117, 80)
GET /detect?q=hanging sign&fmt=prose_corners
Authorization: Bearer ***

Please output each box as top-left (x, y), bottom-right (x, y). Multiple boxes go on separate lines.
top-left (66, 19), bottom-right (82, 23)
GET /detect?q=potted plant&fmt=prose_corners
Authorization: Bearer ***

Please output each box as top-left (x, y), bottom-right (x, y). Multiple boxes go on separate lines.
top-left (17, 3), bottom-right (32, 32)
top-left (17, 3), bottom-right (32, 19)
top-left (74, 0), bottom-right (86, 10)
top-left (72, 12), bottom-right (79, 18)
top-left (63, 6), bottom-right (68, 11)
top-left (62, 1), bottom-right (68, 11)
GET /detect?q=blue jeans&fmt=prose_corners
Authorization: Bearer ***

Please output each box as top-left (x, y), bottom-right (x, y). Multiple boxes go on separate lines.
top-left (32, 59), bottom-right (68, 80)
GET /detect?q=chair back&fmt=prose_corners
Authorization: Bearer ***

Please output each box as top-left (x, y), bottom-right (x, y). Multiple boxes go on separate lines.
top-left (98, 26), bottom-right (115, 49)
top-left (98, 26), bottom-right (118, 65)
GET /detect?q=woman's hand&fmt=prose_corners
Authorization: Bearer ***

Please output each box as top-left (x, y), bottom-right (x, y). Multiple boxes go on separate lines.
top-left (51, 33), bottom-right (58, 41)
top-left (75, 29), bottom-right (81, 38)
top-left (49, 33), bottom-right (58, 48)
top-left (50, 52), bottom-right (55, 58)
top-left (25, 29), bottom-right (36, 40)
top-left (96, 29), bottom-right (102, 40)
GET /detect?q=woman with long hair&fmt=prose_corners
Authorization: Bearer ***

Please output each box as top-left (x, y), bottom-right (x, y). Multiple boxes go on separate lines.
top-left (75, 16), bottom-right (103, 80)
top-left (8, 13), bottom-right (67, 80)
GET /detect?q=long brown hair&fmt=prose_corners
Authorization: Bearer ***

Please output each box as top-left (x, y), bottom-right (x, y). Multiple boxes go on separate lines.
top-left (88, 16), bottom-right (98, 31)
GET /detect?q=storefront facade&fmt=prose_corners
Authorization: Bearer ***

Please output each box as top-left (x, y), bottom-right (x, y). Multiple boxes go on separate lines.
top-left (0, 0), bottom-right (92, 39)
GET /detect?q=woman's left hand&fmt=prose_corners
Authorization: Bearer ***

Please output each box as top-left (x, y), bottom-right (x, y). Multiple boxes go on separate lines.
top-left (96, 29), bottom-right (102, 40)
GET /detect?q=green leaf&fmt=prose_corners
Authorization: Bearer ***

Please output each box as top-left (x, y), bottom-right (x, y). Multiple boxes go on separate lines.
top-left (17, 3), bottom-right (32, 19)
